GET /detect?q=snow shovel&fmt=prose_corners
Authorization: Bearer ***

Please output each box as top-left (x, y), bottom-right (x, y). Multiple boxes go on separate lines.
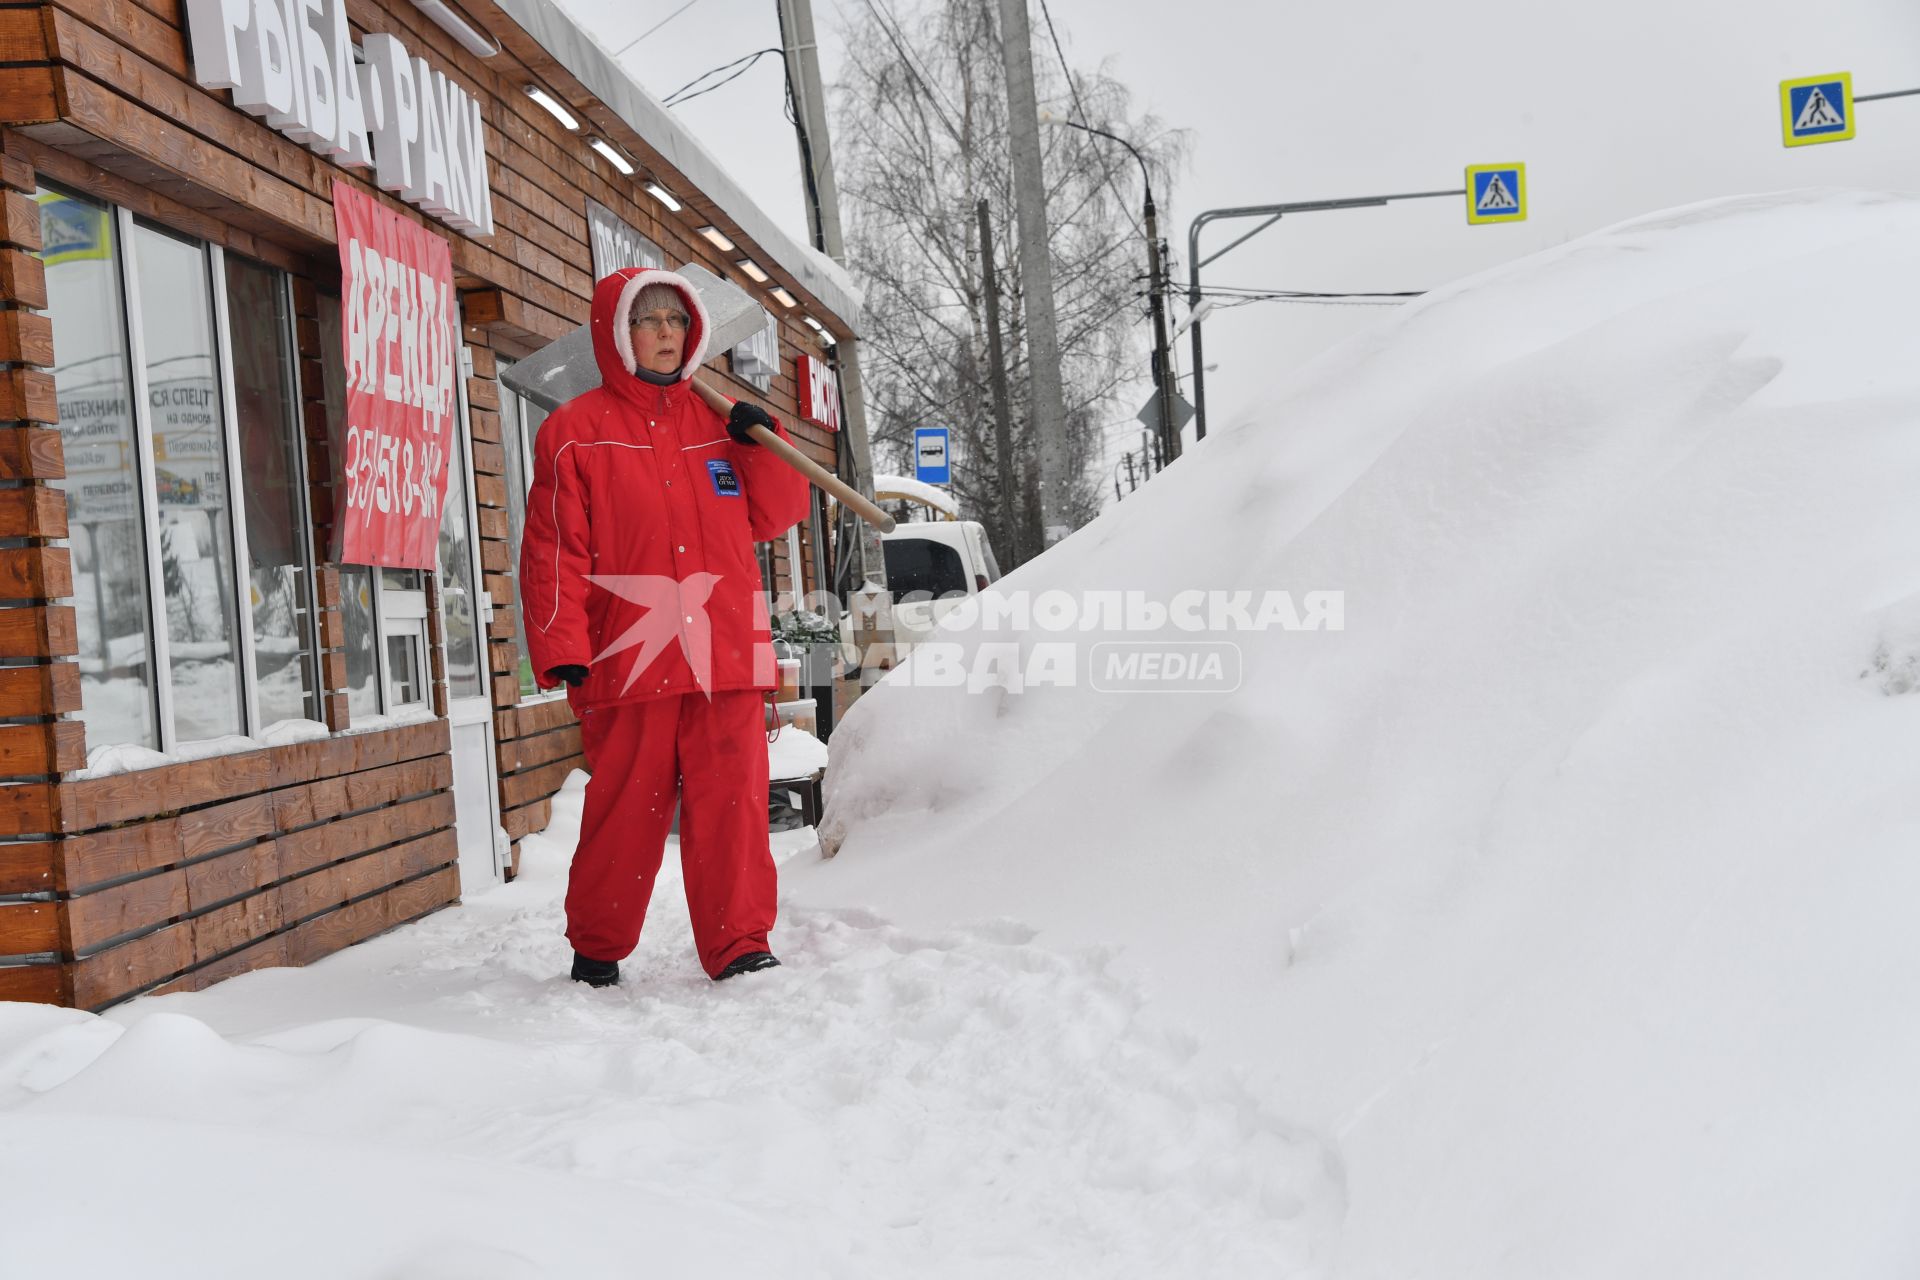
top-left (498, 264), bottom-right (895, 534)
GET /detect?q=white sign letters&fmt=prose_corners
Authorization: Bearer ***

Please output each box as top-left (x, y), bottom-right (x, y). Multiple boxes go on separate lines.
top-left (185, 0), bottom-right (494, 235)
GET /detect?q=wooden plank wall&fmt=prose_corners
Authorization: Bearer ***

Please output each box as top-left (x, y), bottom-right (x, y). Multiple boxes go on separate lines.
top-left (0, 723), bottom-right (460, 1009)
top-left (0, 128), bottom-right (79, 915)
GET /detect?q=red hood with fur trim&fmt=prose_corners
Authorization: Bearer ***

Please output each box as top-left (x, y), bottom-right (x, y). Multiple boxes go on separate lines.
top-left (590, 266), bottom-right (712, 390)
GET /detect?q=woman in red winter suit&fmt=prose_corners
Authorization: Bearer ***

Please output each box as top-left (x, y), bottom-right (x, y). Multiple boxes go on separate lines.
top-left (519, 266), bottom-right (811, 987)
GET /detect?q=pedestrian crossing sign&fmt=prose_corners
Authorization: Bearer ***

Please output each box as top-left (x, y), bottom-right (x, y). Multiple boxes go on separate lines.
top-left (1780, 73), bottom-right (1854, 146)
top-left (1465, 164), bottom-right (1526, 225)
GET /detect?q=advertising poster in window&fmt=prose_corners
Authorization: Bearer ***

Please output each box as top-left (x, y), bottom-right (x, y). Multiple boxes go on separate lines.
top-left (331, 179), bottom-right (456, 568)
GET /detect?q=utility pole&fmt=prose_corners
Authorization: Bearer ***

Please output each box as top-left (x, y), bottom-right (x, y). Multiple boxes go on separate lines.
top-left (994, 0), bottom-right (1072, 547)
top-left (1142, 197), bottom-right (1179, 467)
top-left (975, 198), bottom-right (1021, 565)
top-left (778, 0), bottom-right (883, 588)
top-left (1122, 451), bottom-right (1137, 492)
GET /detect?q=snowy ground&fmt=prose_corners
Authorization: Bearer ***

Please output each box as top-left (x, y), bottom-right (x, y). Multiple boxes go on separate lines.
top-left (0, 774), bottom-right (1333, 1277)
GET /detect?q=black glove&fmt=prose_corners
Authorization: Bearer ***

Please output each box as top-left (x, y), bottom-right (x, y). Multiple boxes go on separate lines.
top-left (727, 401), bottom-right (775, 446)
top-left (547, 664), bottom-right (589, 688)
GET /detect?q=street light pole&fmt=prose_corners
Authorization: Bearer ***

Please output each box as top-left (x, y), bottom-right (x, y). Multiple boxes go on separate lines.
top-left (1185, 187), bottom-right (1465, 441)
top-left (1044, 116), bottom-right (1178, 467)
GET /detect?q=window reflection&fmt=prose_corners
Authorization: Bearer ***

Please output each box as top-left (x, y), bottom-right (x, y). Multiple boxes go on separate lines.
top-left (339, 565), bottom-right (379, 719)
top-left (317, 292), bottom-right (379, 720)
top-left (497, 375), bottom-right (549, 698)
top-left (386, 633), bottom-right (423, 705)
top-left (35, 188), bottom-right (160, 751)
top-left (438, 417), bottom-right (483, 701)
top-left (135, 222), bottom-right (244, 743)
top-left (226, 253), bottom-right (318, 727)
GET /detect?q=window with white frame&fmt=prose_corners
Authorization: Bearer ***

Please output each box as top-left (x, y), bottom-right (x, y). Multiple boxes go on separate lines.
top-left (36, 185), bottom-right (322, 753)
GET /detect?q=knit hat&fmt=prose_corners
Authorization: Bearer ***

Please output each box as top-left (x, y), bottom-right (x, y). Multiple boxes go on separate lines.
top-left (632, 282), bottom-right (688, 323)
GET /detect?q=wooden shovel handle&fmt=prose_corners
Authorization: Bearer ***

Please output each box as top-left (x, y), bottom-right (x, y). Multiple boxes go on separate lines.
top-left (689, 376), bottom-right (897, 534)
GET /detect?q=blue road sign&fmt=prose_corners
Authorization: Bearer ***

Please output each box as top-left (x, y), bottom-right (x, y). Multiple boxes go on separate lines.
top-left (914, 427), bottom-right (950, 485)
top-left (1465, 164), bottom-right (1527, 224)
top-left (1780, 73), bottom-right (1854, 146)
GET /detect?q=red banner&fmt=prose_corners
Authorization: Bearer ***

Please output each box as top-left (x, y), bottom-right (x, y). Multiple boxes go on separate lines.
top-left (331, 179), bottom-right (457, 568)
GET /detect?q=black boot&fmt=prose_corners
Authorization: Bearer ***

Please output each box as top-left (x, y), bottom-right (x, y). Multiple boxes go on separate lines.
top-left (570, 951), bottom-right (620, 987)
top-left (713, 951), bottom-right (780, 981)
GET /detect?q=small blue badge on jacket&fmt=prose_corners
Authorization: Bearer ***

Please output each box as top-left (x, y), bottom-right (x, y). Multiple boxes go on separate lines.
top-left (706, 459), bottom-right (742, 497)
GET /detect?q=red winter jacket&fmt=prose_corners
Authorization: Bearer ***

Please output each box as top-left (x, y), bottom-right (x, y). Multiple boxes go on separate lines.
top-left (519, 267), bottom-right (811, 711)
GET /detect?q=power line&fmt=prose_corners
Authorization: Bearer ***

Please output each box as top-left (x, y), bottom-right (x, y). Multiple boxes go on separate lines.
top-left (662, 47), bottom-right (784, 107)
top-left (613, 0), bottom-right (711, 55)
top-left (1034, 0), bottom-right (1146, 241)
top-left (859, 0), bottom-right (967, 147)
top-left (876, 0), bottom-right (969, 139)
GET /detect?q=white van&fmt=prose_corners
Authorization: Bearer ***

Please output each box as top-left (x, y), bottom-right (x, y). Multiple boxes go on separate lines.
top-left (879, 520), bottom-right (1002, 652)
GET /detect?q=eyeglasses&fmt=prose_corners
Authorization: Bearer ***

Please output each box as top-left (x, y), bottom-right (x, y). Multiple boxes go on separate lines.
top-left (633, 311), bottom-right (690, 333)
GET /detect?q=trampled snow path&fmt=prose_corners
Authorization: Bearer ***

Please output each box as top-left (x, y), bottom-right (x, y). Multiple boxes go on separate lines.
top-left (0, 772), bottom-right (1337, 1278)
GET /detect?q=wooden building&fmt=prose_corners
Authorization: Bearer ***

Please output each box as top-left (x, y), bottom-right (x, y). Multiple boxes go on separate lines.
top-left (0, 0), bottom-right (862, 1008)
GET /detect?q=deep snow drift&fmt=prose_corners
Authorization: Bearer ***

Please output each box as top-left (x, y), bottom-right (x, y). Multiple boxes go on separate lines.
top-left (809, 189), bottom-right (1920, 1275)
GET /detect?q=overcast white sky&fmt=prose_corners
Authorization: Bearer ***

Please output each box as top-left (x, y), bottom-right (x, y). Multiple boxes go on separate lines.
top-left (551, 0), bottom-right (1920, 468)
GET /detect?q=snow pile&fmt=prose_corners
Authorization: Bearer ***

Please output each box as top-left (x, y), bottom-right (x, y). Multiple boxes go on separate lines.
top-left (810, 190), bottom-right (1920, 1274)
top-left (873, 473), bottom-right (960, 517)
top-left (73, 719), bottom-right (331, 779)
top-left (768, 722), bottom-right (829, 779)
top-left (0, 776), bottom-right (1330, 1277)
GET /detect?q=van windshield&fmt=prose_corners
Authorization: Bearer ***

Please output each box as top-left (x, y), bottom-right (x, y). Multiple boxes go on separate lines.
top-left (883, 537), bottom-right (970, 600)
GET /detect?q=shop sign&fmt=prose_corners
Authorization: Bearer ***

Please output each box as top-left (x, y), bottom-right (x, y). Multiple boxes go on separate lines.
top-left (586, 198), bottom-right (664, 278)
top-left (730, 307), bottom-right (778, 393)
top-left (796, 353), bottom-right (840, 431)
top-left (185, 0), bottom-right (494, 235)
top-left (332, 179), bottom-right (456, 569)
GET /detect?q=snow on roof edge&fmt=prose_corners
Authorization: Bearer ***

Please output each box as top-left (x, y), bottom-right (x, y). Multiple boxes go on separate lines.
top-left (492, 0), bottom-right (865, 333)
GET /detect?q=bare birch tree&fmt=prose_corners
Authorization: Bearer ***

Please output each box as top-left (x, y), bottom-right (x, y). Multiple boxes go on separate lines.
top-left (831, 0), bottom-right (1184, 568)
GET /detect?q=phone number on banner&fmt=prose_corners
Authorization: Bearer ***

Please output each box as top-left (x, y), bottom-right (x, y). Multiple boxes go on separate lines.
top-left (345, 423), bottom-right (443, 526)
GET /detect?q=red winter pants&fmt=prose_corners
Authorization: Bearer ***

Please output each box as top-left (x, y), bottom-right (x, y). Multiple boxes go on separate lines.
top-left (565, 690), bottom-right (776, 978)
